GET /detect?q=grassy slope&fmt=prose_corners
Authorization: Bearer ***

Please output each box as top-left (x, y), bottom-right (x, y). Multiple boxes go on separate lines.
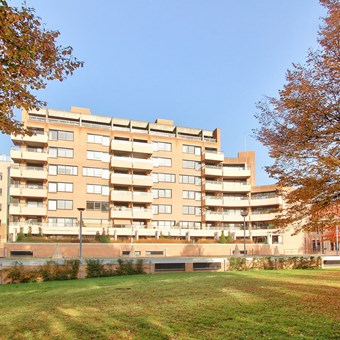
top-left (0, 270), bottom-right (339, 339)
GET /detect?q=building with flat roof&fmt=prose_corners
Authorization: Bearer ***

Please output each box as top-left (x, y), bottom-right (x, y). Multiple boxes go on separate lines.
top-left (5, 107), bottom-right (305, 252)
top-left (0, 155), bottom-right (12, 243)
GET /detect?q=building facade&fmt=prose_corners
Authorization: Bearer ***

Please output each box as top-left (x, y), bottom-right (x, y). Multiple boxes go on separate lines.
top-left (0, 155), bottom-right (12, 243)
top-left (6, 107), bottom-right (304, 251)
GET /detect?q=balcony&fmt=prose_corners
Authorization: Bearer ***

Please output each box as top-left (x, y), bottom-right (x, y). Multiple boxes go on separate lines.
top-left (110, 173), bottom-right (153, 187)
top-left (203, 165), bottom-right (223, 177)
top-left (111, 190), bottom-right (133, 202)
top-left (222, 199), bottom-right (249, 208)
top-left (111, 140), bottom-right (153, 154)
top-left (223, 168), bottom-right (251, 178)
top-left (111, 207), bottom-right (153, 219)
top-left (132, 174), bottom-right (153, 187)
top-left (24, 167), bottom-right (48, 180)
top-left (251, 213), bottom-right (277, 222)
top-left (205, 211), bottom-right (223, 222)
top-left (222, 183), bottom-right (251, 193)
top-left (11, 132), bottom-right (48, 144)
top-left (11, 148), bottom-right (47, 162)
top-left (204, 196), bottom-right (223, 207)
top-left (203, 150), bottom-right (224, 162)
top-left (10, 166), bottom-right (48, 180)
top-left (132, 192), bottom-right (153, 203)
top-left (9, 204), bottom-right (47, 216)
top-left (111, 156), bottom-right (153, 170)
top-left (204, 181), bottom-right (223, 191)
top-left (10, 186), bottom-right (47, 198)
top-left (250, 197), bottom-right (282, 207)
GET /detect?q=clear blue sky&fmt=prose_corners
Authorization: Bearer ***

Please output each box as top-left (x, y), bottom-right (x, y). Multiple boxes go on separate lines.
top-left (2, 0), bottom-right (325, 184)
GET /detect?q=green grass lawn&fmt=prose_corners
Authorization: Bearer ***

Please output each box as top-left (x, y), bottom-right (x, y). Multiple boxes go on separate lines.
top-left (0, 270), bottom-right (339, 339)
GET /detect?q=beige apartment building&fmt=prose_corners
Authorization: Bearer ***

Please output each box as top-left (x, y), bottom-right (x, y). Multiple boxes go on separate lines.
top-left (6, 106), bottom-right (305, 252)
top-left (0, 155), bottom-right (12, 243)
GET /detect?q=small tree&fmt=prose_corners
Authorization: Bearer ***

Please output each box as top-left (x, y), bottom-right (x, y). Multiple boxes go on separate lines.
top-left (219, 230), bottom-right (226, 244)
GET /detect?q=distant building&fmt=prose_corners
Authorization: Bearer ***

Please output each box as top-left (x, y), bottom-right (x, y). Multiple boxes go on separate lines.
top-left (0, 155), bottom-right (12, 243)
top-left (4, 107), bottom-right (306, 253)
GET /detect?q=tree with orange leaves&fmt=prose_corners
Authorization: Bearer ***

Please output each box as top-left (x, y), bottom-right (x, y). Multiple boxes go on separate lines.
top-left (0, 0), bottom-right (83, 135)
top-left (254, 0), bottom-right (340, 234)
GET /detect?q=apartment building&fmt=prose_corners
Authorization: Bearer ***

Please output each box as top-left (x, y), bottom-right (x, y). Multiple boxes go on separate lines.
top-left (6, 106), bottom-right (301, 249)
top-left (0, 155), bottom-right (12, 243)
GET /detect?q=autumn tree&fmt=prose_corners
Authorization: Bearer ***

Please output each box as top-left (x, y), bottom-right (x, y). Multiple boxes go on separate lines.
top-left (254, 0), bottom-right (340, 234)
top-left (0, 0), bottom-right (83, 135)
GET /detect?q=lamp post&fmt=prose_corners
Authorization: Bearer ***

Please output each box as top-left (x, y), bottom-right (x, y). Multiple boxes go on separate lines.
top-left (241, 210), bottom-right (248, 256)
top-left (77, 208), bottom-right (85, 259)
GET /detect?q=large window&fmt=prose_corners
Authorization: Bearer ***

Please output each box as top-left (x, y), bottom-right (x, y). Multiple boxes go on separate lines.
top-left (86, 201), bottom-right (109, 212)
top-left (152, 173), bottom-right (175, 183)
top-left (179, 175), bottom-right (201, 185)
top-left (152, 188), bottom-right (172, 198)
top-left (49, 129), bottom-right (74, 141)
top-left (152, 204), bottom-right (172, 214)
top-left (87, 150), bottom-right (110, 162)
top-left (182, 144), bottom-right (201, 155)
top-left (152, 141), bottom-right (172, 152)
top-left (182, 160), bottom-right (201, 170)
top-left (48, 182), bottom-right (73, 192)
top-left (183, 205), bottom-right (201, 215)
top-left (48, 200), bottom-right (73, 210)
top-left (87, 184), bottom-right (109, 195)
top-left (49, 165), bottom-right (77, 176)
top-left (87, 134), bottom-right (110, 146)
top-left (48, 147), bottom-right (74, 158)
top-left (83, 167), bottom-right (109, 179)
top-left (182, 190), bottom-right (201, 200)
top-left (152, 157), bottom-right (172, 167)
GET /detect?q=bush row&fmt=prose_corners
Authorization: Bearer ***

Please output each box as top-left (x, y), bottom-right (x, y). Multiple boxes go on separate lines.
top-left (228, 256), bottom-right (322, 271)
top-left (1, 259), bottom-right (146, 284)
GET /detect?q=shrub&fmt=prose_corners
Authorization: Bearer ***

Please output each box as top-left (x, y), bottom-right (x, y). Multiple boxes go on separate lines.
top-left (229, 257), bottom-right (246, 271)
top-left (219, 231), bottom-right (226, 244)
top-left (16, 228), bottom-right (25, 242)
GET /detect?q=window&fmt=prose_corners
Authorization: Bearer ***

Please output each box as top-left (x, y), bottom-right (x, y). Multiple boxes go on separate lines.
top-left (182, 160), bottom-right (201, 170)
top-left (49, 129), bottom-right (74, 141)
top-left (87, 184), bottom-right (109, 195)
top-left (152, 204), bottom-right (172, 214)
top-left (152, 141), bottom-right (172, 152)
top-left (48, 165), bottom-right (77, 176)
top-left (48, 218), bottom-right (76, 227)
top-left (87, 134), bottom-right (110, 146)
top-left (183, 190), bottom-right (201, 200)
top-left (86, 201), bottom-right (109, 212)
top-left (183, 144), bottom-right (201, 155)
top-left (152, 188), bottom-right (172, 198)
top-left (152, 157), bottom-right (172, 167)
top-left (87, 150), bottom-right (110, 162)
top-left (48, 182), bottom-right (73, 192)
top-left (183, 205), bottom-right (201, 215)
top-left (179, 175), bottom-right (201, 185)
top-left (48, 200), bottom-right (73, 210)
top-left (48, 147), bottom-right (73, 158)
top-left (152, 173), bottom-right (175, 183)
top-left (82, 167), bottom-right (109, 179)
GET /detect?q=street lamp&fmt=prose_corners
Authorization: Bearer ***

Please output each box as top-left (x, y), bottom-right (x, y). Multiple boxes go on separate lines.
top-left (241, 210), bottom-right (248, 256)
top-left (77, 208), bottom-right (85, 259)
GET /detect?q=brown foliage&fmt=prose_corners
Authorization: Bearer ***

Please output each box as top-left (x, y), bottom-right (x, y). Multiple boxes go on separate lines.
top-left (254, 0), bottom-right (340, 233)
top-left (0, 0), bottom-right (83, 135)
